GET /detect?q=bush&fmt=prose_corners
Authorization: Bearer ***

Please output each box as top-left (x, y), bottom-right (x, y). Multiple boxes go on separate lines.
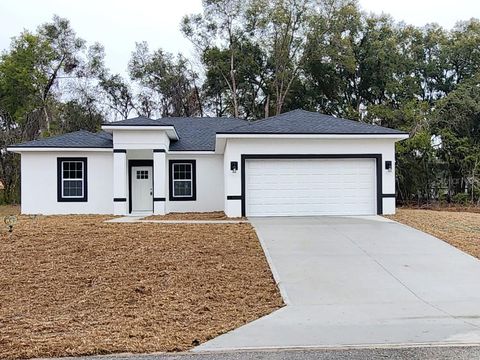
top-left (452, 192), bottom-right (470, 205)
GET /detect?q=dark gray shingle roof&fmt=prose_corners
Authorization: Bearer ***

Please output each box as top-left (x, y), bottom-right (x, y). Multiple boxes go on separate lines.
top-left (102, 116), bottom-right (164, 127)
top-left (219, 109), bottom-right (407, 135)
top-left (102, 116), bottom-right (248, 151)
top-left (153, 117), bottom-right (248, 151)
top-left (10, 110), bottom-right (406, 151)
top-left (9, 130), bottom-right (113, 148)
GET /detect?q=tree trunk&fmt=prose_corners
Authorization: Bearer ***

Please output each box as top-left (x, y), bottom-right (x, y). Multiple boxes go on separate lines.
top-left (230, 50), bottom-right (239, 118)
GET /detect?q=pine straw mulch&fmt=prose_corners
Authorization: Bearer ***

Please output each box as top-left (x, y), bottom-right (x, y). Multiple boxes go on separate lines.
top-left (0, 215), bottom-right (283, 360)
top-left (144, 211), bottom-right (245, 221)
top-left (0, 204), bottom-right (20, 217)
top-left (398, 204), bottom-right (480, 214)
top-left (386, 208), bottom-right (480, 259)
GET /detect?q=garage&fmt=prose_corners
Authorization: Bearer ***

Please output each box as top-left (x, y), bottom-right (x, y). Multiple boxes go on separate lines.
top-left (245, 158), bottom-right (377, 216)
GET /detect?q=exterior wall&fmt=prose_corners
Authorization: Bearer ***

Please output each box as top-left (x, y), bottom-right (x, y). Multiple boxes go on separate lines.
top-left (113, 129), bottom-right (169, 150)
top-left (17, 136), bottom-right (398, 217)
top-left (113, 151), bottom-right (128, 215)
top-left (20, 151), bottom-right (113, 215)
top-left (166, 154), bottom-right (224, 213)
top-left (223, 138), bottom-right (397, 217)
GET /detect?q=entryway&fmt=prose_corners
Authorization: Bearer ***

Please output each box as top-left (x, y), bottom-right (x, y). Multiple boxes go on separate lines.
top-left (131, 165), bottom-right (153, 213)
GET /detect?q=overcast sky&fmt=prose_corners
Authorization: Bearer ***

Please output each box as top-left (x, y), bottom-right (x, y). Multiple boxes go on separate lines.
top-left (1, 0), bottom-right (479, 76)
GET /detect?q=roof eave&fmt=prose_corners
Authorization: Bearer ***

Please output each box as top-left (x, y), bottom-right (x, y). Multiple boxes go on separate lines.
top-left (216, 133), bottom-right (409, 140)
top-left (7, 147), bottom-right (113, 153)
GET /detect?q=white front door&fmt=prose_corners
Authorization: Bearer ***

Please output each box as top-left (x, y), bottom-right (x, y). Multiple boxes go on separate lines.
top-left (131, 166), bottom-right (153, 213)
top-left (245, 159), bottom-right (376, 216)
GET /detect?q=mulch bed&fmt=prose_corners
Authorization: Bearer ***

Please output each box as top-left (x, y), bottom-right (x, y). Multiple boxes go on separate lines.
top-left (0, 205), bottom-right (20, 217)
top-left (0, 214), bottom-right (282, 359)
top-left (145, 211), bottom-right (245, 221)
top-left (386, 209), bottom-right (480, 259)
top-left (398, 204), bottom-right (480, 214)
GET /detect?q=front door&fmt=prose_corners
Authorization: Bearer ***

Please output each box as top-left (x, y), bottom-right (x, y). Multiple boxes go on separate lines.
top-left (131, 166), bottom-right (153, 213)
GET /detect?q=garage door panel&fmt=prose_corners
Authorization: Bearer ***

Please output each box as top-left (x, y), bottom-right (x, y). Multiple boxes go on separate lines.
top-left (246, 159), bottom-right (376, 216)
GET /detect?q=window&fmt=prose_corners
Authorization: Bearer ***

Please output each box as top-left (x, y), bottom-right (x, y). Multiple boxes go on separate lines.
top-left (169, 160), bottom-right (196, 201)
top-left (136, 170), bottom-right (149, 179)
top-left (57, 158), bottom-right (87, 202)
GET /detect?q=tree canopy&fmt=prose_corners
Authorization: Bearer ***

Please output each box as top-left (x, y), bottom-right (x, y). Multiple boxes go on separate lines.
top-left (1, 1), bottom-right (480, 205)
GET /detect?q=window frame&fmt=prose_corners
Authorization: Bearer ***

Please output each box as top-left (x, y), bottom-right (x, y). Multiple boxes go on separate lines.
top-left (57, 157), bottom-right (88, 202)
top-left (169, 160), bottom-right (196, 201)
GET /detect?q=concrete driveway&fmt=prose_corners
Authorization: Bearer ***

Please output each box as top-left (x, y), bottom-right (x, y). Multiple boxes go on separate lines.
top-left (195, 216), bottom-right (480, 351)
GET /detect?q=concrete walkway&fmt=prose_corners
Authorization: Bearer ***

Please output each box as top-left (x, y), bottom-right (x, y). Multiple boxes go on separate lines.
top-left (195, 216), bottom-right (480, 351)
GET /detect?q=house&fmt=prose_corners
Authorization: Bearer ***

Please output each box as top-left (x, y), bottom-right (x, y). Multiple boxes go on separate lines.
top-left (7, 109), bottom-right (408, 217)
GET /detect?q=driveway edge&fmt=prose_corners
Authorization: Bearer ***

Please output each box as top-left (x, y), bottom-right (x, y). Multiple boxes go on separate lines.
top-left (249, 219), bottom-right (291, 305)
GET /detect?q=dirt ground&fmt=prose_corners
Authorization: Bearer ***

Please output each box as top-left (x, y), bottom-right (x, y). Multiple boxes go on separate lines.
top-left (0, 204), bottom-right (20, 217)
top-left (0, 213), bottom-right (282, 359)
top-left (145, 212), bottom-right (246, 221)
top-left (387, 208), bottom-right (480, 259)
top-left (145, 211), bottom-right (230, 220)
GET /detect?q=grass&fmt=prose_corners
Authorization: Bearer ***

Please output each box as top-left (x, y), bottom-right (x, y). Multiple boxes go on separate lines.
top-left (386, 208), bottom-right (480, 259)
top-left (0, 210), bottom-right (282, 359)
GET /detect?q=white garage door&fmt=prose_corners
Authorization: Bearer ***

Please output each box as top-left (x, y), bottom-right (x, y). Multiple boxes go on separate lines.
top-left (246, 158), bottom-right (377, 216)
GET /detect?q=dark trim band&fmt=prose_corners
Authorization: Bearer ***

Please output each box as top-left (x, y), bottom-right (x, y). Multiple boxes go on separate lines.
top-left (382, 193), bottom-right (396, 198)
top-left (240, 154), bottom-right (383, 217)
top-left (113, 149), bottom-right (127, 153)
top-left (154, 197), bottom-right (166, 201)
top-left (227, 195), bottom-right (242, 200)
top-left (153, 149), bottom-right (166, 153)
top-left (113, 197), bottom-right (127, 202)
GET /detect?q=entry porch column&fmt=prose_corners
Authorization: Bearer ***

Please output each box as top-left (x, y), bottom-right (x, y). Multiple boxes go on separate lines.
top-left (153, 149), bottom-right (166, 215)
top-left (113, 149), bottom-right (128, 215)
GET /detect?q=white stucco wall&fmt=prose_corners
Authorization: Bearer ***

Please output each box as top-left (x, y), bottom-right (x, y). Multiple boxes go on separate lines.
top-left (222, 138), bottom-right (397, 217)
top-left (113, 130), bottom-right (170, 150)
top-left (20, 151), bottom-right (113, 215)
top-left (16, 136), bottom-right (399, 217)
top-left (166, 154), bottom-right (224, 213)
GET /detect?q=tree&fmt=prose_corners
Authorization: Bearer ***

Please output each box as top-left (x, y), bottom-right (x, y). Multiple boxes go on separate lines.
top-left (182, 0), bottom-right (249, 117)
top-left (129, 42), bottom-right (202, 117)
top-left (58, 100), bottom-right (104, 133)
top-left (98, 73), bottom-right (135, 120)
top-left (433, 74), bottom-right (480, 202)
top-left (0, 16), bottom-right (105, 202)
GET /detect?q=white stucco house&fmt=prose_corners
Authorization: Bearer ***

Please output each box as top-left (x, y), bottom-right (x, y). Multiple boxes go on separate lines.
top-left (8, 109), bottom-right (408, 217)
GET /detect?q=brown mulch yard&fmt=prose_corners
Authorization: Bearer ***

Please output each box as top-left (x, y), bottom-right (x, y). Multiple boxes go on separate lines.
top-left (0, 214), bottom-right (282, 360)
top-left (145, 211), bottom-right (245, 221)
top-left (386, 208), bottom-right (480, 259)
top-left (0, 204), bottom-right (20, 217)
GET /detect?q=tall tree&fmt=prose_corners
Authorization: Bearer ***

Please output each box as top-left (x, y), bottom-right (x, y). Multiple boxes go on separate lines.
top-left (182, 0), bottom-right (249, 117)
top-left (129, 42), bottom-right (202, 117)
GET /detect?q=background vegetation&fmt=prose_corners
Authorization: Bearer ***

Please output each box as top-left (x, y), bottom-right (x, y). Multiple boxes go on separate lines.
top-left (1, 0), bottom-right (479, 205)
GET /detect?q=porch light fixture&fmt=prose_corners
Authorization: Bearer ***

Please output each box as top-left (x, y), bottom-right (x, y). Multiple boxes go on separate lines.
top-left (385, 160), bottom-right (392, 172)
top-left (230, 161), bottom-right (238, 173)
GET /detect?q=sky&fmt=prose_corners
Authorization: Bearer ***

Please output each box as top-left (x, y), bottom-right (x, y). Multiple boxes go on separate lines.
top-left (1, 0), bottom-right (479, 77)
